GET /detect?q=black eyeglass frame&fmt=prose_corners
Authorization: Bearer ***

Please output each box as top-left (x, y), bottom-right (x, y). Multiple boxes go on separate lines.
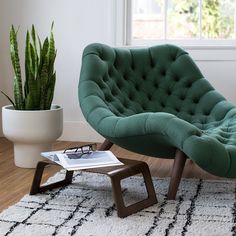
top-left (63, 143), bottom-right (97, 155)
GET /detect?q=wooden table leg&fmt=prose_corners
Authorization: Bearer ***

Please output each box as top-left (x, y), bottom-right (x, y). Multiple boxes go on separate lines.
top-left (30, 161), bottom-right (74, 195)
top-left (109, 162), bottom-right (157, 218)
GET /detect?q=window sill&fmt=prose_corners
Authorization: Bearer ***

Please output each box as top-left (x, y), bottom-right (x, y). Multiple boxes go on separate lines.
top-left (129, 39), bottom-right (236, 50)
top-left (117, 40), bottom-right (236, 61)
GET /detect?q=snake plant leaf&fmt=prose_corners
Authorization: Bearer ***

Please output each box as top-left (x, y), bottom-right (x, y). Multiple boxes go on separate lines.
top-left (39, 38), bottom-right (49, 108)
top-left (10, 27), bottom-right (20, 76)
top-left (1, 91), bottom-right (16, 107)
top-left (51, 21), bottom-right (54, 31)
top-left (10, 26), bottom-right (18, 75)
top-left (48, 30), bottom-right (55, 74)
top-left (31, 25), bottom-right (38, 75)
top-left (39, 53), bottom-right (49, 110)
top-left (38, 37), bottom-right (49, 75)
top-left (31, 25), bottom-right (36, 49)
top-left (10, 25), bottom-right (24, 110)
top-left (25, 30), bottom-right (30, 97)
top-left (30, 43), bottom-right (36, 76)
top-left (37, 34), bottom-right (42, 76)
top-left (25, 74), bottom-right (40, 110)
top-left (37, 34), bottom-right (42, 55)
top-left (45, 72), bottom-right (56, 110)
top-left (13, 76), bottom-right (25, 109)
top-left (41, 38), bottom-right (49, 63)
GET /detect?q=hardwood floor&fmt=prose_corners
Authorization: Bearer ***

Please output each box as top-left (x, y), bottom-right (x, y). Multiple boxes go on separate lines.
top-left (0, 137), bottom-right (224, 213)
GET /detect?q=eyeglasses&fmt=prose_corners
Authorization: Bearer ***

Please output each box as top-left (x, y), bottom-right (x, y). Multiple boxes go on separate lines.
top-left (63, 143), bottom-right (97, 159)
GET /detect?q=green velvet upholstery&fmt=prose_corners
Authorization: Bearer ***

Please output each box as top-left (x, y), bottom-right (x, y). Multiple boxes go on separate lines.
top-left (79, 43), bottom-right (236, 178)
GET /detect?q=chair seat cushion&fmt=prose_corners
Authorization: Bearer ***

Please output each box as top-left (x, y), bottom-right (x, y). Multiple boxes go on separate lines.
top-left (100, 110), bottom-right (236, 178)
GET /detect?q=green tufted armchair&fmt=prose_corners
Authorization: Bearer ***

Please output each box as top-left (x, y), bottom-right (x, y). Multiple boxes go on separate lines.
top-left (79, 43), bottom-right (236, 199)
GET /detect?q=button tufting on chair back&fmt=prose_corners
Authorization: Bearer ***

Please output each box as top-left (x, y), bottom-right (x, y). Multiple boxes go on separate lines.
top-left (79, 43), bottom-right (236, 180)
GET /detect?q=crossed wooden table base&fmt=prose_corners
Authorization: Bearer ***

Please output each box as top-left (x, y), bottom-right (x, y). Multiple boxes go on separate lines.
top-left (30, 158), bottom-right (157, 218)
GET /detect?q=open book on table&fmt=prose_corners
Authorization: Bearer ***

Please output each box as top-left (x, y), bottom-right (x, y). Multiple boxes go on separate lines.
top-left (41, 150), bottom-right (124, 171)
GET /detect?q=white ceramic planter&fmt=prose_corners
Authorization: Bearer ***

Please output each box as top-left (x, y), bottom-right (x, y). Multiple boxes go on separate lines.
top-left (2, 105), bottom-right (63, 168)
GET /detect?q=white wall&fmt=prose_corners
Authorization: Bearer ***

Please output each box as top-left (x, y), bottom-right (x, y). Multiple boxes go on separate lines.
top-left (1, 1), bottom-right (236, 142)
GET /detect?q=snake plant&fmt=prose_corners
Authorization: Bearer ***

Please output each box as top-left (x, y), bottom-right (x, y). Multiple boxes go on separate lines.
top-left (2, 24), bottom-right (57, 110)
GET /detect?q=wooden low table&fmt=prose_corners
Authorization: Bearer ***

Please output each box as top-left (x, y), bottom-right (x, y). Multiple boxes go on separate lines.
top-left (30, 158), bottom-right (157, 218)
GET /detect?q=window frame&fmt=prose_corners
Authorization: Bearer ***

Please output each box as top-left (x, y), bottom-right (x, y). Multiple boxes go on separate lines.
top-left (117, 0), bottom-right (236, 49)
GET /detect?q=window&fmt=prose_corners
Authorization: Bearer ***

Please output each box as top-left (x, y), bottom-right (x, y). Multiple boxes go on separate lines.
top-left (126, 0), bottom-right (236, 46)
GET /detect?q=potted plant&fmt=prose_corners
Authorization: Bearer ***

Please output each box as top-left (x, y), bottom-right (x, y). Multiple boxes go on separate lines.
top-left (1, 24), bottom-right (63, 168)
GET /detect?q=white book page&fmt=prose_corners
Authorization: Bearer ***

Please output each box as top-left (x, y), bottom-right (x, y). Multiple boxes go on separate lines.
top-left (42, 150), bottom-right (124, 170)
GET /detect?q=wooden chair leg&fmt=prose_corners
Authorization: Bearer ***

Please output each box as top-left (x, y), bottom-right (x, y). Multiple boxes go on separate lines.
top-left (167, 149), bottom-right (187, 200)
top-left (99, 139), bottom-right (113, 151)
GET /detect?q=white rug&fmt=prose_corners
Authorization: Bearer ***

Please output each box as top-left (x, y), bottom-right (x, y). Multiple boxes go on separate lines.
top-left (0, 170), bottom-right (236, 236)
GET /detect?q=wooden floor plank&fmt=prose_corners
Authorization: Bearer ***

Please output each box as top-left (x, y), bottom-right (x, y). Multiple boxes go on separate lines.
top-left (0, 137), bottom-right (224, 213)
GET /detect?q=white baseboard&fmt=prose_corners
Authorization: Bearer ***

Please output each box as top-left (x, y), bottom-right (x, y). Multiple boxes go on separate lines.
top-left (59, 121), bottom-right (105, 143)
top-left (0, 122), bottom-right (2, 137)
top-left (0, 108), bottom-right (2, 137)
